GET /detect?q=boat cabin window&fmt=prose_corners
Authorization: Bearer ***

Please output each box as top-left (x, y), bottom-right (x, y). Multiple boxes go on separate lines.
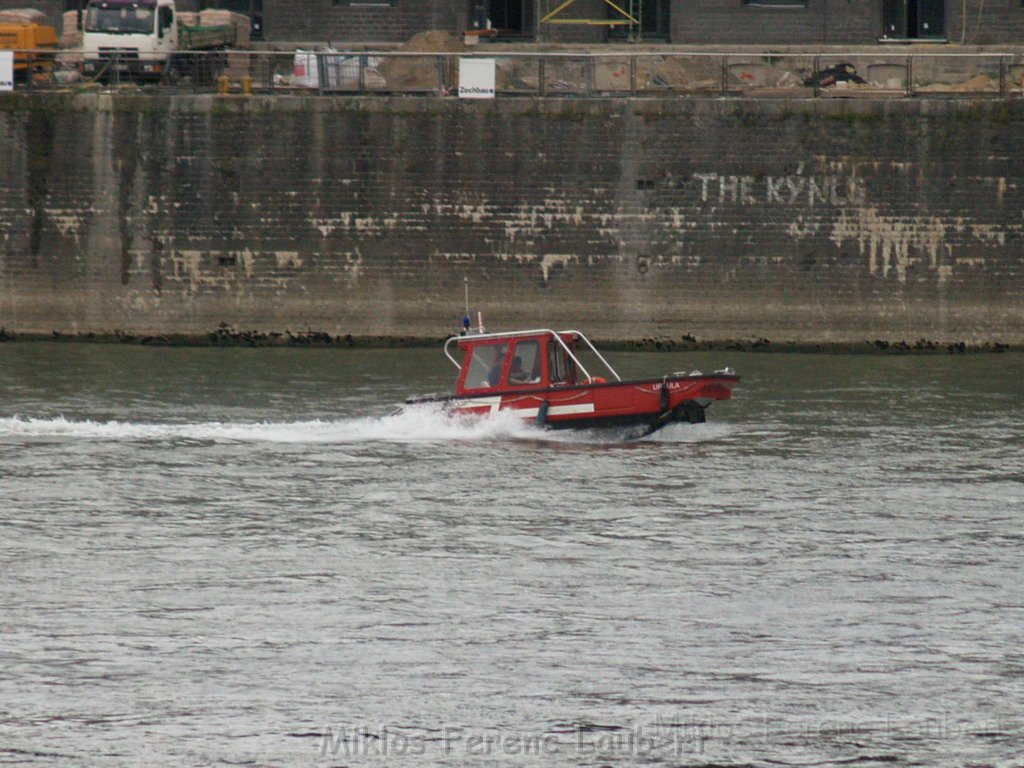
top-left (464, 341), bottom-right (509, 389)
top-left (505, 339), bottom-right (541, 387)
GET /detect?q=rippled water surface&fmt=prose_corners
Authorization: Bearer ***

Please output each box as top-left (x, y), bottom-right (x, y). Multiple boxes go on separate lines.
top-left (1, 344), bottom-right (1022, 767)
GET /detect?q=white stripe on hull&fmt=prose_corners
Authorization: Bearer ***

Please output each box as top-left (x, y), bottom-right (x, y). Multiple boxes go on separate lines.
top-left (515, 403), bottom-right (596, 417)
top-left (453, 400), bottom-right (596, 418)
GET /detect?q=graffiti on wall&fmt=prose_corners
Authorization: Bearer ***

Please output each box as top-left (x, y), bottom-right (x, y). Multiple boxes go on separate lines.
top-left (692, 169), bottom-right (866, 207)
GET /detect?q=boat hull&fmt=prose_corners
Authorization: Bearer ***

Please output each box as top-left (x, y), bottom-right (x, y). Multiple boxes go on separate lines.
top-left (408, 373), bottom-right (739, 434)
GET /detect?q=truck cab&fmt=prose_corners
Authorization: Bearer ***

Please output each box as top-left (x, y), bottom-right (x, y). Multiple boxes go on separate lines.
top-left (81, 0), bottom-right (177, 81)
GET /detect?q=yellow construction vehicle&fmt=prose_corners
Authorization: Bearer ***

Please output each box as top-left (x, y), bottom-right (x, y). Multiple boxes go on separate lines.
top-left (0, 22), bottom-right (58, 80)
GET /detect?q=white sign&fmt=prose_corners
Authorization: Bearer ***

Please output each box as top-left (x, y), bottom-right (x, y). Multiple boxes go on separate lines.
top-left (0, 51), bottom-right (13, 92)
top-left (459, 58), bottom-right (495, 99)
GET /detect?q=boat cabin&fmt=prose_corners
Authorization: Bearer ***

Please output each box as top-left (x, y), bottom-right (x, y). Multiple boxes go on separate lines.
top-left (445, 329), bottom-right (620, 396)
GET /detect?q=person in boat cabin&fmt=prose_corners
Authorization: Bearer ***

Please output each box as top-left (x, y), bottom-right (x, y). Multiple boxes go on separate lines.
top-left (508, 356), bottom-right (530, 385)
top-left (486, 350), bottom-right (506, 387)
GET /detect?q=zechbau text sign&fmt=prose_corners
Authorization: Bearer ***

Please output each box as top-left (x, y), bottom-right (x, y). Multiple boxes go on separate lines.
top-left (459, 58), bottom-right (495, 99)
top-left (0, 51), bottom-right (13, 92)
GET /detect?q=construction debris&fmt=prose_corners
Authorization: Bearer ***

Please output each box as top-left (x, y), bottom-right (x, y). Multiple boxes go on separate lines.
top-left (378, 30), bottom-right (465, 91)
top-left (0, 7), bottom-right (47, 24)
top-left (60, 9), bottom-right (80, 47)
top-left (198, 9), bottom-right (250, 48)
top-left (917, 74), bottom-right (998, 92)
top-left (802, 63), bottom-right (867, 88)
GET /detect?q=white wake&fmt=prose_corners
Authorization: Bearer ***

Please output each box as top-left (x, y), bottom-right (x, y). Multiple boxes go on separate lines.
top-left (0, 406), bottom-right (734, 445)
top-left (0, 406), bottom-right (545, 445)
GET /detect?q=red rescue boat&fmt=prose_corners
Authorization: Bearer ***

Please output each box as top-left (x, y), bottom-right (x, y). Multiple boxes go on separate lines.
top-left (407, 328), bottom-right (739, 436)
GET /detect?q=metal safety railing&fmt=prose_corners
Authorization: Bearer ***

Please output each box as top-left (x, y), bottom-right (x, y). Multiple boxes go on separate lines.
top-left (4, 48), bottom-right (1024, 99)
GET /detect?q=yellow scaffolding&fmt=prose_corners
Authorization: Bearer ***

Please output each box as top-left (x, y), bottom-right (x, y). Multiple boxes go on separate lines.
top-left (539, 0), bottom-right (641, 35)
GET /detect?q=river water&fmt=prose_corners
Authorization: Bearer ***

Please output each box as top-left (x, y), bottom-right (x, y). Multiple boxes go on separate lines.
top-left (1, 344), bottom-right (1022, 767)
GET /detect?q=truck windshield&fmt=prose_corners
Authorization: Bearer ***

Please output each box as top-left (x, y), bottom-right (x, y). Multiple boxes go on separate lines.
top-left (85, 2), bottom-right (157, 34)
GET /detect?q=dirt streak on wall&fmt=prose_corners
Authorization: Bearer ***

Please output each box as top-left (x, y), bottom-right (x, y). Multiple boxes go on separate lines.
top-left (0, 94), bottom-right (1022, 344)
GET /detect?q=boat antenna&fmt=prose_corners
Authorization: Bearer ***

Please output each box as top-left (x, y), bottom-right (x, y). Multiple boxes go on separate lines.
top-left (461, 277), bottom-right (471, 335)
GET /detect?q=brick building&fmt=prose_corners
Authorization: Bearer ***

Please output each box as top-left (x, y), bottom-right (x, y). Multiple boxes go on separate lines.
top-left (3, 0), bottom-right (1023, 45)
top-left (224, 0), bottom-right (1024, 46)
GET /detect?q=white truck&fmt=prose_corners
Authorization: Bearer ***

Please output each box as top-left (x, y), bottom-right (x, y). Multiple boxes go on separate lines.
top-left (80, 0), bottom-right (245, 82)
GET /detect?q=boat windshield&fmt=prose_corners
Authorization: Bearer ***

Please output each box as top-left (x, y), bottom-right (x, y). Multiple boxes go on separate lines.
top-left (85, 1), bottom-right (156, 34)
top-left (464, 342), bottom-right (509, 389)
top-left (506, 339), bottom-right (542, 386)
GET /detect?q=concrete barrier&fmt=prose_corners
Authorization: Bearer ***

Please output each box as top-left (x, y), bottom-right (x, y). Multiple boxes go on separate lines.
top-left (1, 93), bottom-right (1022, 346)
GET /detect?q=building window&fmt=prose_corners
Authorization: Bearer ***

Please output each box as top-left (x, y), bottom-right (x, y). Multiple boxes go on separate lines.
top-left (744, 0), bottom-right (807, 6)
top-left (471, 0), bottom-right (534, 36)
top-left (607, 0), bottom-right (670, 40)
top-left (334, 1), bottom-right (395, 6)
top-left (882, 0), bottom-right (945, 38)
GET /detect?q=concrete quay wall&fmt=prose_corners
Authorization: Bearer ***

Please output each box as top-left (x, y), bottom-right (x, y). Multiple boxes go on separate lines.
top-left (1, 93), bottom-right (1022, 345)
